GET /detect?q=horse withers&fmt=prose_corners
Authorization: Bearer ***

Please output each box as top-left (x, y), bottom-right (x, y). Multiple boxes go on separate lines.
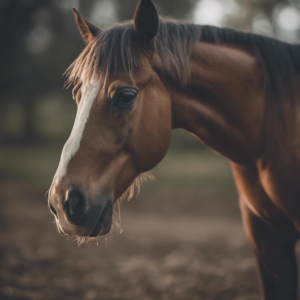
top-left (48, 0), bottom-right (300, 299)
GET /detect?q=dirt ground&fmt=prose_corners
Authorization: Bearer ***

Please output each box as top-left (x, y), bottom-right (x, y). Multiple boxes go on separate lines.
top-left (0, 182), bottom-right (261, 300)
top-left (0, 148), bottom-right (263, 300)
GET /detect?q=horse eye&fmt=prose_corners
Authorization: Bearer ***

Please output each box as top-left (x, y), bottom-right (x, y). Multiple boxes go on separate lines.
top-left (113, 88), bottom-right (137, 109)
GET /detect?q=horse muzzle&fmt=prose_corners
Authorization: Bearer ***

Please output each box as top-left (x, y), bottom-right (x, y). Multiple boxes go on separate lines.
top-left (48, 187), bottom-right (113, 237)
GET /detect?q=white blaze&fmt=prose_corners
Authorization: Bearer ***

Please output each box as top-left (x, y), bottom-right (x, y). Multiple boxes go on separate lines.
top-left (54, 83), bottom-right (100, 185)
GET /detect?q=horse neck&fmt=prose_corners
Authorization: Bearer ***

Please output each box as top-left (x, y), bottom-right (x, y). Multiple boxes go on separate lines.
top-left (155, 42), bottom-right (266, 165)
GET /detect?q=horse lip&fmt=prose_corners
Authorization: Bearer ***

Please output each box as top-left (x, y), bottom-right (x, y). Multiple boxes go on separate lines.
top-left (89, 203), bottom-right (112, 237)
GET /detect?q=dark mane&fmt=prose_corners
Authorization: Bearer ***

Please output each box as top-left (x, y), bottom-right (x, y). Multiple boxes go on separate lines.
top-left (66, 18), bottom-right (300, 161)
top-left (67, 18), bottom-right (300, 87)
top-left (66, 19), bottom-right (202, 86)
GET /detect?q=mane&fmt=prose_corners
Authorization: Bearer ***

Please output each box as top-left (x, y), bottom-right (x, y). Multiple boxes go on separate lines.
top-left (66, 18), bottom-right (300, 86)
top-left (66, 18), bottom-right (202, 86)
top-left (66, 18), bottom-right (300, 163)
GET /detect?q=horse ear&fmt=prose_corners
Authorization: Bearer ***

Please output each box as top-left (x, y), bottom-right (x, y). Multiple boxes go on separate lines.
top-left (73, 8), bottom-right (101, 43)
top-left (133, 0), bottom-right (159, 45)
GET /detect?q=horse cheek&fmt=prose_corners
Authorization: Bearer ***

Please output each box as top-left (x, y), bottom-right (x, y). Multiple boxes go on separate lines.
top-left (130, 92), bottom-right (172, 172)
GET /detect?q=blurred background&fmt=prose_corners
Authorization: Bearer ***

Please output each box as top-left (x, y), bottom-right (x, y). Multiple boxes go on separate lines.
top-left (1, 0), bottom-right (300, 299)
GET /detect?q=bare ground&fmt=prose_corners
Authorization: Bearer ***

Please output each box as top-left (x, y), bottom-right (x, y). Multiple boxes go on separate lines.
top-left (0, 179), bottom-right (261, 300)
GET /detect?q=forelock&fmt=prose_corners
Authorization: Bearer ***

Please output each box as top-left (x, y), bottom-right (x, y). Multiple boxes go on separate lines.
top-left (65, 18), bottom-right (202, 89)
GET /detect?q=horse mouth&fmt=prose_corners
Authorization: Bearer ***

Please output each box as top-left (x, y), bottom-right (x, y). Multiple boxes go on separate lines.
top-left (89, 203), bottom-right (112, 237)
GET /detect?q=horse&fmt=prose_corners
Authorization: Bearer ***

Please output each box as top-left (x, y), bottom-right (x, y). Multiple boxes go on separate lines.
top-left (48, 0), bottom-right (300, 299)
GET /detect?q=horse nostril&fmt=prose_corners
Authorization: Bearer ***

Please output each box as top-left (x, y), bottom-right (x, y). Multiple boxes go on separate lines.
top-left (50, 204), bottom-right (57, 217)
top-left (65, 189), bottom-right (87, 224)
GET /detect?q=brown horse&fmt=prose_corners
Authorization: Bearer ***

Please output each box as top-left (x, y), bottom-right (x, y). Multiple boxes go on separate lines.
top-left (48, 0), bottom-right (300, 299)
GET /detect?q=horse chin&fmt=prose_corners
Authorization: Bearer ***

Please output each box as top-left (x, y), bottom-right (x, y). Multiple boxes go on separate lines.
top-left (99, 211), bottom-right (113, 236)
top-left (89, 202), bottom-right (113, 237)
